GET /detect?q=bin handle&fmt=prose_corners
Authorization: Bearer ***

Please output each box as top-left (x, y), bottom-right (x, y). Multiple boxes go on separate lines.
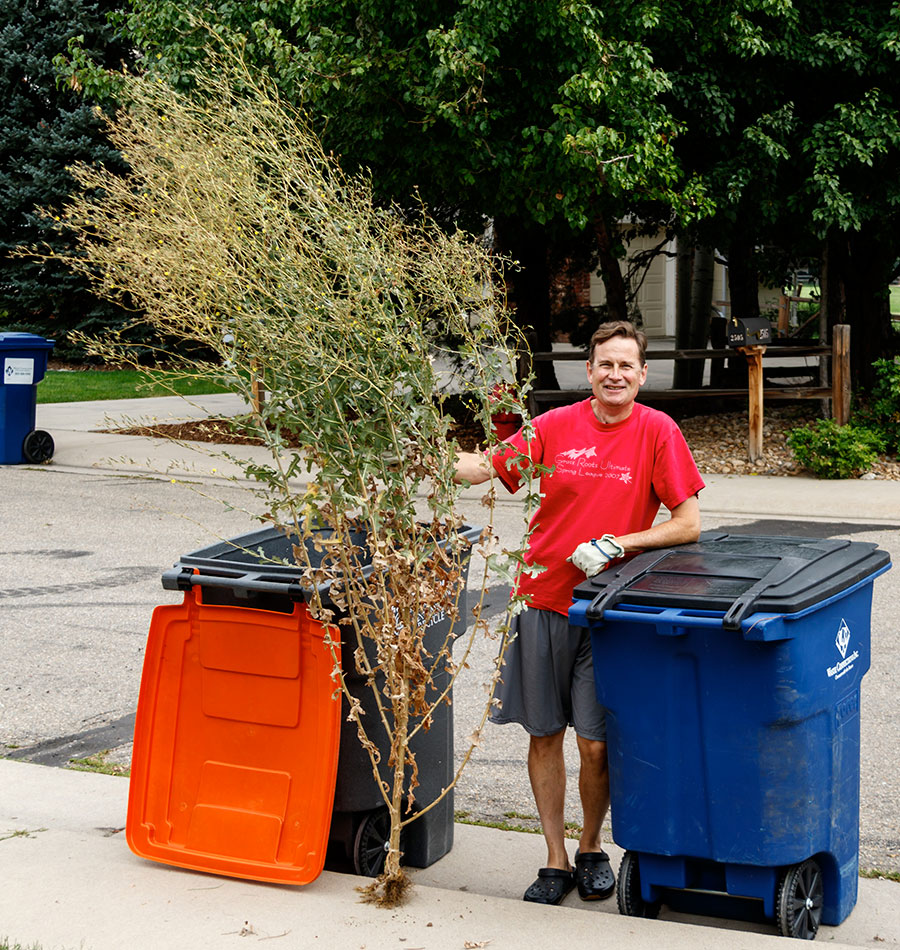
top-left (164, 567), bottom-right (309, 601)
top-left (582, 532), bottom-right (731, 622)
top-left (586, 551), bottom-right (813, 630)
top-left (584, 552), bottom-right (674, 622)
top-left (721, 556), bottom-right (808, 631)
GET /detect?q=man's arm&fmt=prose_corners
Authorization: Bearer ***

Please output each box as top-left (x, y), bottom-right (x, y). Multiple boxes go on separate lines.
top-left (453, 450), bottom-right (492, 485)
top-left (614, 495), bottom-right (701, 553)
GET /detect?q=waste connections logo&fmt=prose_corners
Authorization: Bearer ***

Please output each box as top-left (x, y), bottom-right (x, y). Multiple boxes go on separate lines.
top-left (3, 358), bottom-right (34, 384)
top-left (835, 618), bottom-right (851, 658)
top-left (827, 618), bottom-right (858, 680)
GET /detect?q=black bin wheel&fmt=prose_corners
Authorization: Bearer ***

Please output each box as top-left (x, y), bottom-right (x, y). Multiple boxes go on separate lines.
top-left (352, 807), bottom-right (407, 877)
top-left (23, 429), bottom-right (54, 463)
top-left (617, 850), bottom-right (661, 919)
top-left (776, 858), bottom-right (824, 940)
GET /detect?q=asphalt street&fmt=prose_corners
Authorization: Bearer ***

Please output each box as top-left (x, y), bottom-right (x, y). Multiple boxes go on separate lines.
top-left (1, 453), bottom-right (898, 878)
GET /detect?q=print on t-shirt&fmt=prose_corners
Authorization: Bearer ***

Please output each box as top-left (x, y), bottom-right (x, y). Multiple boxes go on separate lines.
top-left (555, 446), bottom-right (633, 484)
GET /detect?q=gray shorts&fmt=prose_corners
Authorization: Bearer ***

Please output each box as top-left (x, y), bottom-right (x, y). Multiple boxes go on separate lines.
top-left (489, 607), bottom-right (607, 741)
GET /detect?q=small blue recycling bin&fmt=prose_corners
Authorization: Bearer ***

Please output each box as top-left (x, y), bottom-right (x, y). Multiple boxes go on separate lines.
top-left (0, 332), bottom-right (55, 464)
top-left (569, 532), bottom-right (890, 939)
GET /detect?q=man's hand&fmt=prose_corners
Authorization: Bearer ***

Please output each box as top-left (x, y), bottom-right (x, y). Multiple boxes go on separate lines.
top-left (567, 535), bottom-right (625, 577)
top-left (453, 451), bottom-right (492, 486)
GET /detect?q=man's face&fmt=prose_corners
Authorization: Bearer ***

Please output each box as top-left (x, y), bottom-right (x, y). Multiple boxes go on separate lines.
top-left (586, 336), bottom-right (648, 412)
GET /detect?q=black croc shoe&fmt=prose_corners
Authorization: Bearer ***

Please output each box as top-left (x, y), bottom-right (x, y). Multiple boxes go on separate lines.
top-left (523, 867), bottom-right (576, 905)
top-left (574, 850), bottom-right (615, 900)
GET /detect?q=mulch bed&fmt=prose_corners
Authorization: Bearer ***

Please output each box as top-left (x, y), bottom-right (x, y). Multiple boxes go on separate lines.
top-left (107, 414), bottom-right (486, 452)
top-left (103, 404), bottom-right (900, 480)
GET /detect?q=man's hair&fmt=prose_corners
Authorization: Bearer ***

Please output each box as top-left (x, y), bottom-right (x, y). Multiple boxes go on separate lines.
top-left (589, 321), bottom-right (648, 366)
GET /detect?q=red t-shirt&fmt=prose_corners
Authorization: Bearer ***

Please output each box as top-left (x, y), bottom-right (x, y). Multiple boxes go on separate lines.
top-left (491, 399), bottom-right (705, 616)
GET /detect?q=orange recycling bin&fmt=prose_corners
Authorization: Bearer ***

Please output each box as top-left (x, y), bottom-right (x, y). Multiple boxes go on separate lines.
top-left (126, 524), bottom-right (478, 884)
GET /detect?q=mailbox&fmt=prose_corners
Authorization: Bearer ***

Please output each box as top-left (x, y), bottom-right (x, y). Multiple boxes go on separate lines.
top-left (727, 316), bottom-right (771, 346)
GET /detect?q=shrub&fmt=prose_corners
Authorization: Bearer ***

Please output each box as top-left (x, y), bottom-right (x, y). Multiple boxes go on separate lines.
top-left (38, 46), bottom-right (538, 907)
top-left (854, 356), bottom-right (900, 456)
top-left (787, 418), bottom-right (884, 479)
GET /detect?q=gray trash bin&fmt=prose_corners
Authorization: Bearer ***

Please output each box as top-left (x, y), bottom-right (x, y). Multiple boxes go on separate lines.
top-left (159, 523), bottom-right (480, 876)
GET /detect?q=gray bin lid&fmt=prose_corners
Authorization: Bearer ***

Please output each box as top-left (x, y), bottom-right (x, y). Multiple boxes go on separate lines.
top-left (572, 531), bottom-right (890, 630)
top-left (162, 523), bottom-right (482, 602)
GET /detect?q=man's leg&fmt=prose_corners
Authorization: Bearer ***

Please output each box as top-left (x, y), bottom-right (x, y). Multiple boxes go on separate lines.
top-left (576, 735), bottom-right (609, 854)
top-left (490, 609), bottom-right (579, 901)
top-left (569, 634), bottom-right (616, 901)
top-left (528, 730), bottom-right (570, 870)
top-left (570, 733), bottom-right (615, 899)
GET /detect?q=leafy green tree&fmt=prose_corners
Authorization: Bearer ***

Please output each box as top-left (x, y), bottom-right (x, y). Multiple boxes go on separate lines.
top-left (791, 0), bottom-right (900, 383)
top-left (116, 1), bottom-right (689, 222)
top-left (84, 0), bottom-right (710, 373)
top-left (641, 0), bottom-right (804, 383)
top-left (76, 0), bottom-right (900, 385)
top-left (649, 0), bottom-right (900, 386)
top-left (0, 0), bottom-right (134, 356)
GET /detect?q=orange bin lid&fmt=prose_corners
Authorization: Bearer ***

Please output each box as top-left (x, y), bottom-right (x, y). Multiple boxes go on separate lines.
top-left (126, 589), bottom-right (341, 884)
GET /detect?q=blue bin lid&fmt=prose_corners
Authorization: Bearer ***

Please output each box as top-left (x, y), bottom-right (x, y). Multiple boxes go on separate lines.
top-left (0, 332), bottom-right (55, 350)
top-left (573, 532), bottom-right (890, 630)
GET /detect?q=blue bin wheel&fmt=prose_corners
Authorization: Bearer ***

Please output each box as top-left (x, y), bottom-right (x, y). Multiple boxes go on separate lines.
top-left (23, 429), bottom-right (54, 463)
top-left (776, 858), bottom-right (823, 940)
top-left (352, 807), bottom-right (407, 877)
top-left (616, 851), bottom-right (661, 919)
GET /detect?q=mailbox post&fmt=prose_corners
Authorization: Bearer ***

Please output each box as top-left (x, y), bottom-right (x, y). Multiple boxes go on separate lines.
top-left (728, 317), bottom-right (772, 463)
top-left (738, 344), bottom-right (766, 462)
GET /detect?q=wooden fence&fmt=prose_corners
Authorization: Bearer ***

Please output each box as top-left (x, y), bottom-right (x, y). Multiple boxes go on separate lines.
top-left (521, 325), bottom-right (851, 462)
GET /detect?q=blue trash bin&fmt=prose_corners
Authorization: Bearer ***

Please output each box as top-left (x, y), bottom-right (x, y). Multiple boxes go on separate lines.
top-left (0, 332), bottom-right (55, 464)
top-left (569, 532), bottom-right (890, 939)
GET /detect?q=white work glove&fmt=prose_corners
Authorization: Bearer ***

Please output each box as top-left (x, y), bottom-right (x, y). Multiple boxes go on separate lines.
top-left (567, 535), bottom-right (625, 577)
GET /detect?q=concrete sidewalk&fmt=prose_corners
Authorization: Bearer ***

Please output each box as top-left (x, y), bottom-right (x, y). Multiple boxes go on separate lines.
top-left (2, 394), bottom-right (896, 950)
top-left (2, 759), bottom-right (897, 950)
top-left (33, 392), bottom-right (268, 482)
top-left (32, 392), bottom-right (900, 521)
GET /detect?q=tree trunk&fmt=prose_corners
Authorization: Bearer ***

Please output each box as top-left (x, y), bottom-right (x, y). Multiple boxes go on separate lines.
top-left (727, 235), bottom-right (760, 320)
top-left (595, 216), bottom-right (628, 322)
top-left (493, 217), bottom-right (557, 390)
top-left (818, 236), bottom-right (839, 397)
top-left (822, 225), bottom-right (895, 392)
top-left (821, 228), bottom-right (848, 341)
top-left (385, 688), bottom-right (409, 883)
top-left (684, 244), bottom-right (715, 388)
top-left (673, 234), bottom-right (694, 388)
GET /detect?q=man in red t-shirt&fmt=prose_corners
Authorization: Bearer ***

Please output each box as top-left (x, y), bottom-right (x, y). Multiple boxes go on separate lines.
top-left (456, 321), bottom-right (704, 906)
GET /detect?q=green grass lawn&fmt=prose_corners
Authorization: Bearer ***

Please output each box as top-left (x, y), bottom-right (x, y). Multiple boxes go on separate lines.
top-left (891, 285), bottom-right (900, 316)
top-left (36, 368), bottom-right (228, 403)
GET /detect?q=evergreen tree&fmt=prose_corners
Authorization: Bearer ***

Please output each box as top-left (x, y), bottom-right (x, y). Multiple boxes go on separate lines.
top-left (0, 0), bottom-right (134, 357)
